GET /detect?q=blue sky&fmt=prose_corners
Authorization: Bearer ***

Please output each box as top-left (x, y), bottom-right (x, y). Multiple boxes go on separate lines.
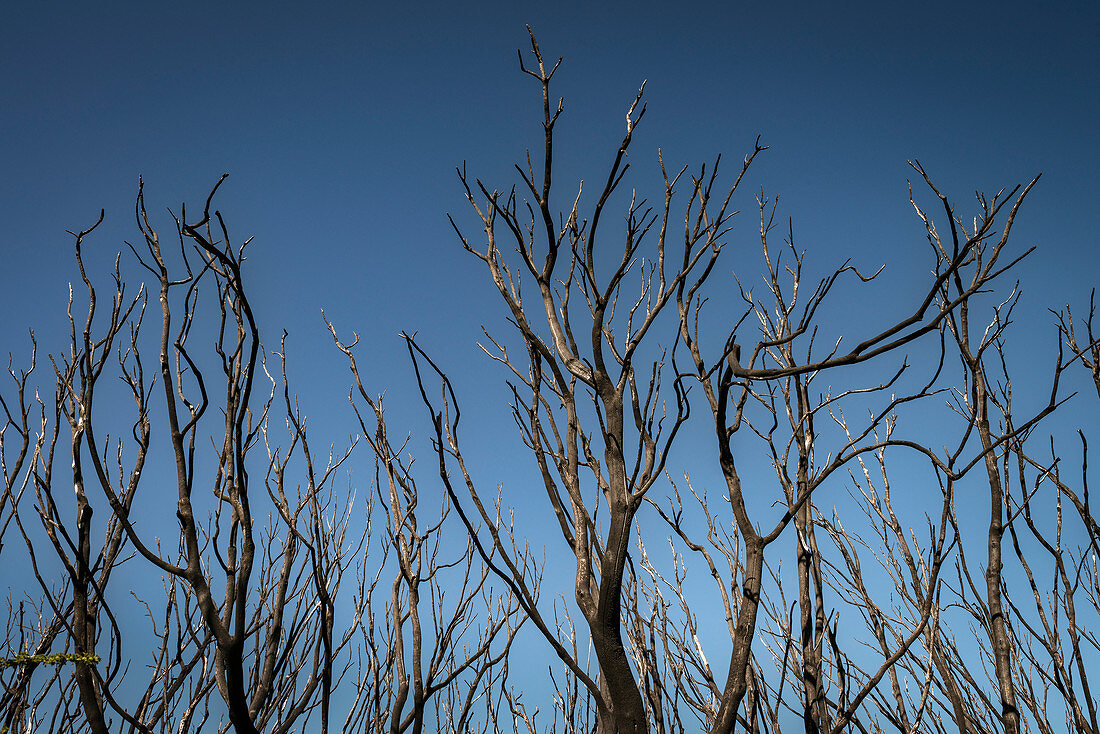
top-left (4, 3), bottom-right (1096, 356)
top-left (5, 0), bottom-right (1092, 499)
top-left (4, 1), bottom-right (1096, 355)
top-left (2, 0), bottom-right (1098, 722)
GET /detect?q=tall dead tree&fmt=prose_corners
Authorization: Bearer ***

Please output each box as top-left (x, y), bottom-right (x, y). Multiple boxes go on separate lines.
top-left (662, 154), bottom-right (1046, 733)
top-left (2, 181), bottom-right (367, 734)
top-left (446, 27), bottom-right (765, 734)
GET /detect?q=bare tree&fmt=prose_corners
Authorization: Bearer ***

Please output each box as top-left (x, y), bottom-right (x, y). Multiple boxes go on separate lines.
top-left (327, 319), bottom-right (525, 734)
top-left (1, 180), bottom-right (365, 733)
top-left (444, 27), bottom-right (771, 733)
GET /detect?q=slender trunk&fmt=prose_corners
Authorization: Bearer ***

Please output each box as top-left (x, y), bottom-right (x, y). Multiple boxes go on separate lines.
top-left (72, 422), bottom-right (109, 734)
top-left (711, 540), bottom-right (765, 734)
top-left (73, 502), bottom-right (109, 734)
top-left (794, 378), bottom-right (828, 734)
top-left (591, 506), bottom-right (648, 734)
top-left (974, 373), bottom-right (1020, 734)
top-left (583, 396), bottom-right (648, 734)
top-left (796, 486), bottom-right (827, 734)
top-left (220, 640), bottom-right (261, 734)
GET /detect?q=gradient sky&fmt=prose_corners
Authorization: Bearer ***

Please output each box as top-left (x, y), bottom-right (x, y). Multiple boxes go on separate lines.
top-left (3, 0), bottom-right (1098, 720)
top-left (4, 0), bottom-right (1094, 504)
top-left (4, 2), bottom-right (1096, 361)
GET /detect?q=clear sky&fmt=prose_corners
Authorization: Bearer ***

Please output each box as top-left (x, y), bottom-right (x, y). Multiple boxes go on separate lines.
top-left (2, 0), bottom-right (1098, 723)
top-left (4, 1), bottom-right (1096, 368)
top-left (4, 0), bottom-right (1095, 502)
